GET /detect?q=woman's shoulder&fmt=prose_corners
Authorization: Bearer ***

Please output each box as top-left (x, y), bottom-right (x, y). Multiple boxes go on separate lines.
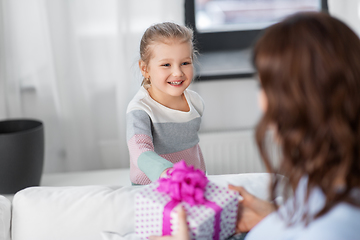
top-left (246, 177), bottom-right (360, 240)
top-left (246, 202), bottom-right (360, 240)
top-left (298, 203), bottom-right (360, 240)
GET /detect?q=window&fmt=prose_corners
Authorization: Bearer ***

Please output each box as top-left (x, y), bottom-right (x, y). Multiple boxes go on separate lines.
top-left (185, 0), bottom-right (329, 80)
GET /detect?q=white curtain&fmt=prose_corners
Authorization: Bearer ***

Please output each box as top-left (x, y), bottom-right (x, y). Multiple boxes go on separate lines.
top-left (0, 0), bottom-right (185, 173)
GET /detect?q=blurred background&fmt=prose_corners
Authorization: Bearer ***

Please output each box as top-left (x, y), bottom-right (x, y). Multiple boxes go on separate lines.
top-left (0, 0), bottom-right (359, 175)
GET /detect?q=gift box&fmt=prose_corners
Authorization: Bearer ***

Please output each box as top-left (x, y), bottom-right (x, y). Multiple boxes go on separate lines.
top-left (135, 161), bottom-right (239, 240)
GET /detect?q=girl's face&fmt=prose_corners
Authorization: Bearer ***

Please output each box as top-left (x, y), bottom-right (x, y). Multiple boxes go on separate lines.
top-left (141, 41), bottom-right (193, 99)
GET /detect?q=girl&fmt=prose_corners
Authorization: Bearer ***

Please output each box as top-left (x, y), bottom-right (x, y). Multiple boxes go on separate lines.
top-left (126, 22), bottom-right (206, 185)
top-left (150, 12), bottom-right (360, 240)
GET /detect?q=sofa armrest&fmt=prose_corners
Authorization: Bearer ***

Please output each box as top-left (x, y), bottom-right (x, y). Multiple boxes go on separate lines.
top-left (0, 195), bottom-right (11, 240)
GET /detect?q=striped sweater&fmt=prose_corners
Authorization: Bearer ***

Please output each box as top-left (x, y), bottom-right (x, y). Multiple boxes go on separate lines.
top-left (126, 86), bottom-right (206, 185)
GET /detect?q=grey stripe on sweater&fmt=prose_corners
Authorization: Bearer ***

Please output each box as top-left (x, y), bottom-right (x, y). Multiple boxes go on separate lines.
top-left (127, 110), bottom-right (201, 155)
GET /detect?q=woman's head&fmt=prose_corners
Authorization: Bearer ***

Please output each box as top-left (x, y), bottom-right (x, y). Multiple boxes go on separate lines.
top-left (139, 22), bottom-right (196, 86)
top-left (254, 12), bottom-right (360, 217)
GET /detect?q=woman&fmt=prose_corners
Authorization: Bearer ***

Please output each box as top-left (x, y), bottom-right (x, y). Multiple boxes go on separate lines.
top-left (150, 12), bottom-right (360, 240)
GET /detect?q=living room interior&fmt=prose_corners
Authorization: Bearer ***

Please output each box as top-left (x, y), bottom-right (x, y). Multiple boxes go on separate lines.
top-left (0, 0), bottom-right (359, 177)
top-left (0, 0), bottom-right (360, 240)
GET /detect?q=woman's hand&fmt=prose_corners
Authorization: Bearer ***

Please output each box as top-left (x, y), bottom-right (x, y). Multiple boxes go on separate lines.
top-left (149, 207), bottom-right (190, 240)
top-left (229, 185), bottom-right (275, 233)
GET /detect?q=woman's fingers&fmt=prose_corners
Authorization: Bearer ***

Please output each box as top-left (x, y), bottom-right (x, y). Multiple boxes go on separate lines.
top-left (148, 206), bottom-right (189, 240)
top-left (229, 184), bottom-right (276, 233)
top-left (149, 236), bottom-right (172, 240)
top-left (177, 207), bottom-right (189, 237)
top-left (228, 185), bottom-right (252, 198)
top-left (228, 185), bottom-right (255, 206)
top-left (236, 204), bottom-right (264, 233)
top-left (228, 184), bottom-right (246, 194)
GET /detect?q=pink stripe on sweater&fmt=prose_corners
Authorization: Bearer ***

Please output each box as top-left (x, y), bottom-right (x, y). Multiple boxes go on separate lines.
top-left (128, 134), bottom-right (206, 185)
top-left (128, 134), bottom-right (154, 168)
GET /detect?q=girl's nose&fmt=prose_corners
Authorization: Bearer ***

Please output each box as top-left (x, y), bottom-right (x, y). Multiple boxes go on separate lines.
top-left (172, 66), bottom-right (184, 77)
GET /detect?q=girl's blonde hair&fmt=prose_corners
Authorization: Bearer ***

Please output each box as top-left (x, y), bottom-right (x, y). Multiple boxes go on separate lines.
top-left (139, 22), bottom-right (196, 86)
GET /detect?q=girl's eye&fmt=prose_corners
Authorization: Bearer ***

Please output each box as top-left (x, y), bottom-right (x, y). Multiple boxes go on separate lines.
top-left (182, 62), bottom-right (191, 66)
top-left (162, 63), bottom-right (170, 67)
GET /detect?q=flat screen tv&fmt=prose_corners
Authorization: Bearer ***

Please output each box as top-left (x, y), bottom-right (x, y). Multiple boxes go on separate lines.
top-left (185, 0), bottom-right (329, 52)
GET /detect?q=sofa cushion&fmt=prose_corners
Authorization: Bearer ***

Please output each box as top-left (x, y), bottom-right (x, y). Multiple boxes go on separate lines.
top-left (11, 185), bottom-right (141, 240)
top-left (208, 173), bottom-right (272, 200)
top-left (0, 195), bottom-right (11, 240)
top-left (11, 173), bottom-right (274, 240)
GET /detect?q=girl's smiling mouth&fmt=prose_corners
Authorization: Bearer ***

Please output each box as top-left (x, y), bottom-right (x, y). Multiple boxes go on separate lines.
top-left (168, 81), bottom-right (184, 86)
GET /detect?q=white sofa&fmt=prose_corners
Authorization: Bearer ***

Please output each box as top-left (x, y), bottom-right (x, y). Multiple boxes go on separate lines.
top-left (0, 172), bottom-right (273, 240)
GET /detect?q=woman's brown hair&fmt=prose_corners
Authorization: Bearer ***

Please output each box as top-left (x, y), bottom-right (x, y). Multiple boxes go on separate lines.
top-left (254, 12), bottom-right (360, 222)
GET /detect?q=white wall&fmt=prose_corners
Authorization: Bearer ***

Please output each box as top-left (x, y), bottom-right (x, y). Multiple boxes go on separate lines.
top-left (328, 0), bottom-right (360, 37)
top-left (190, 78), bottom-right (261, 132)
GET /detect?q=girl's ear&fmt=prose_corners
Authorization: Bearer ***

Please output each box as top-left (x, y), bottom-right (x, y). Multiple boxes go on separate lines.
top-left (139, 60), bottom-right (149, 78)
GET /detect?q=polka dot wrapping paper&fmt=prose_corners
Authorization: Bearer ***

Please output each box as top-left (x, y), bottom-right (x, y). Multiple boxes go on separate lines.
top-left (135, 181), bottom-right (239, 240)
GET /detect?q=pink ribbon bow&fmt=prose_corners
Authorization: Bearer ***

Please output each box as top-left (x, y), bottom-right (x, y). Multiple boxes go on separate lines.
top-left (157, 160), bottom-right (208, 206)
top-left (157, 160), bottom-right (222, 239)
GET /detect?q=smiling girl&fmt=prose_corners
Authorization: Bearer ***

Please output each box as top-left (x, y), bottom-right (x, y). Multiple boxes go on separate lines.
top-left (126, 22), bottom-right (206, 185)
